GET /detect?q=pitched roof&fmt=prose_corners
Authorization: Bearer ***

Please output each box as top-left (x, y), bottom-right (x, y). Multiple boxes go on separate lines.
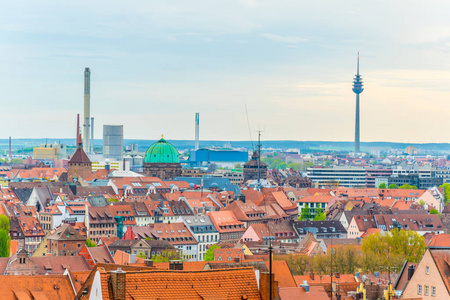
top-left (48, 224), bottom-right (86, 241)
top-left (86, 245), bottom-right (115, 264)
top-left (40, 255), bottom-right (90, 272)
top-left (69, 148), bottom-right (91, 164)
top-left (428, 234), bottom-right (450, 248)
top-left (264, 260), bottom-right (296, 287)
top-left (98, 267), bottom-right (261, 300)
top-left (429, 249), bottom-right (450, 294)
top-left (279, 286), bottom-right (330, 300)
top-left (0, 275), bottom-right (76, 299)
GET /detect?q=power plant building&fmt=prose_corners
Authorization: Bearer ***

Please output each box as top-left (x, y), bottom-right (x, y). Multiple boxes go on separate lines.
top-left (103, 125), bottom-right (123, 160)
top-left (189, 148), bottom-right (248, 168)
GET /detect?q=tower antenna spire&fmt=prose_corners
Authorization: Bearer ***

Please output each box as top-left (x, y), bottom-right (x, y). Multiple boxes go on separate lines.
top-left (357, 51), bottom-right (360, 75)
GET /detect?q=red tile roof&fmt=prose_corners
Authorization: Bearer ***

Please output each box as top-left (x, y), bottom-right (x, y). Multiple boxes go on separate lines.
top-left (264, 260), bottom-right (296, 287)
top-left (0, 275), bottom-right (76, 299)
top-left (98, 267), bottom-right (261, 300)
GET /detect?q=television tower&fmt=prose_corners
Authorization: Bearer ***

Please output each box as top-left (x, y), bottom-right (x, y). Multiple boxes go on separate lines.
top-left (352, 53), bottom-right (364, 153)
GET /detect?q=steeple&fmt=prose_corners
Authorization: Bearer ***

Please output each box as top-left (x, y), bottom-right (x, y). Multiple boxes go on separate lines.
top-left (76, 114), bottom-right (82, 150)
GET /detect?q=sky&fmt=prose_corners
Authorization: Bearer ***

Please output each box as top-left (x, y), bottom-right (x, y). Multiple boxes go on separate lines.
top-left (1, 1), bottom-right (450, 143)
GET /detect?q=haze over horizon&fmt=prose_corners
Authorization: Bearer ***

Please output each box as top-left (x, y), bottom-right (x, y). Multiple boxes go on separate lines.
top-left (2, 1), bottom-right (450, 143)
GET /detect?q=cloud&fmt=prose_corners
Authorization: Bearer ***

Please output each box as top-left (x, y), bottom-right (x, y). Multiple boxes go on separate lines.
top-left (260, 33), bottom-right (309, 44)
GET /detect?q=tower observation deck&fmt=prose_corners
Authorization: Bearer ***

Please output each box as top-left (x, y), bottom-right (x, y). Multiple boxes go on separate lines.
top-left (352, 53), bottom-right (364, 153)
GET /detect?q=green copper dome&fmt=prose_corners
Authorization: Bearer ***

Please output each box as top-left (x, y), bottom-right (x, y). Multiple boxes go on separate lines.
top-left (144, 137), bottom-right (180, 164)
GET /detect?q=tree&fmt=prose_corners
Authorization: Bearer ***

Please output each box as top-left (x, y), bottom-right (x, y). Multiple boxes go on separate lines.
top-left (313, 208), bottom-right (326, 221)
top-left (440, 183), bottom-right (450, 204)
top-left (0, 216), bottom-right (10, 257)
top-left (0, 215), bottom-right (10, 232)
top-left (388, 184), bottom-right (398, 189)
top-left (234, 163), bottom-right (242, 169)
top-left (137, 252), bottom-right (146, 259)
top-left (204, 245), bottom-right (220, 261)
top-left (0, 229), bottom-right (10, 257)
top-left (430, 208), bottom-right (439, 214)
top-left (378, 183), bottom-right (387, 189)
top-left (86, 238), bottom-right (97, 247)
top-left (361, 229), bottom-right (426, 272)
top-left (299, 204), bottom-right (312, 221)
top-left (324, 159), bottom-right (331, 167)
top-left (399, 184), bottom-right (418, 190)
top-left (108, 198), bottom-right (119, 202)
top-left (152, 250), bottom-right (182, 262)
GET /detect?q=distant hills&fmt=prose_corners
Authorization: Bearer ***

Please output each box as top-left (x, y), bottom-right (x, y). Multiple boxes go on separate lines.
top-left (1, 138), bottom-right (450, 153)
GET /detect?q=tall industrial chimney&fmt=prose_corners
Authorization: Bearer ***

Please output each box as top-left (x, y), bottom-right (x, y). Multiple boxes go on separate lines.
top-left (83, 67), bottom-right (91, 154)
top-left (91, 117), bottom-right (94, 154)
top-left (195, 112), bottom-right (199, 150)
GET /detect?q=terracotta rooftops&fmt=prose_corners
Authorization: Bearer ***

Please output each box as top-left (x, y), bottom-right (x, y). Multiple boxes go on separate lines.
top-left (0, 275), bottom-right (76, 299)
top-left (98, 267), bottom-right (261, 300)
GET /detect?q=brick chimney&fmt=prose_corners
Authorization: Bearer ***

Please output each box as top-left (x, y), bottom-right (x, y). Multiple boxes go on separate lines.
top-left (260, 272), bottom-right (279, 300)
top-left (144, 259), bottom-right (153, 268)
top-left (169, 261), bottom-right (183, 270)
top-left (110, 268), bottom-right (126, 300)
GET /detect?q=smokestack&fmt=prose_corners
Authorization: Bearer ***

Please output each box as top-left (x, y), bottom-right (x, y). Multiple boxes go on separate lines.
top-left (91, 117), bottom-right (94, 154)
top-left (8, 137), bottom-right (11, 159)
top-left (83, 67), bottom-right (91, 154)
top-left (195, 112), bottom-right (199, 150)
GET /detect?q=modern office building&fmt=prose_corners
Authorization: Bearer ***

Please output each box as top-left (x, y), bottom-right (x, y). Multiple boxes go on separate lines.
top-left (306, 166), bottom-right (366, 188)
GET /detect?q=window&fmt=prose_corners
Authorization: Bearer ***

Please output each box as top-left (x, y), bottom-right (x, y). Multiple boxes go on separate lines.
top-left (425, 285), bottom-right (429, 296)
top-left (426, 266), bottom-right (429, 274)
top-left (418, 285), bottom-right (422, 295)
top-left (432, 286), bottom-right (436, 297)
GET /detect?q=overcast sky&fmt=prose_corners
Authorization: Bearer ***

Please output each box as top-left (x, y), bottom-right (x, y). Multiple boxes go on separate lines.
top-left (1, 1), bottom-right (450, 143)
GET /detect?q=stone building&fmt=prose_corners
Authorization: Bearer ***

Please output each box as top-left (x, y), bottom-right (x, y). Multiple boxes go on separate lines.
top-left (47, 224), bottom-right (86, 256)
top-left (142, 136), bottom-right (182, 180)
top-left (243, 151), bottom-right (267, 182)
top-left (68, 133), bottom-right (92, 183)
top-left (441, 203), bottom-right (450, 233)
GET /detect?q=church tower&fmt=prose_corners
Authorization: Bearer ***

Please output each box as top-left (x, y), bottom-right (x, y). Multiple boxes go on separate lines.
top-left (68, 114), bottom-right (92, 183)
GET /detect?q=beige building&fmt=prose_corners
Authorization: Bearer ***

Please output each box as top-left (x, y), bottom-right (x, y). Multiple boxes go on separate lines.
top-left (33, 143), bottom-right (67, 160)
top-left (402, 248), bottom-right (450, 299)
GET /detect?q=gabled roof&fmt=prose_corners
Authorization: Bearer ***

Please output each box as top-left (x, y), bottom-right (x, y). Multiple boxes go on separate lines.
top-left (429, 234), bottom-right (450, 248)
top-left (48, 224), bottom-right (86, 241)
top-left (264, 260), bottom-right (296, 287)
top-left (69, 148), bottom-right (91, 164)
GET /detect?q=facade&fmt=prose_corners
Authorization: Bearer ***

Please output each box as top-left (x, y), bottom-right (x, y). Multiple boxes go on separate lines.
top-left (86, 206), bottom-right (117, 243)
top-left (189, 148), bottom-right (248, 168)
top-left (295, 195), bottom-right (331, 219)
top-left (18, 216), bottom-right (45, 253)
top-left (150, 222), bottom-right (198, 261)
top-left (103, 125), bottom-right (124, 160)
top-left (243, 151), bottom-right (267, 182)
top-left (33, 143), bottom-right (67, 160)
top-left (181, 215), bottom-right (219, 260)
top-left (307, 166), bottom-right (366, 188)
top-left (208, 210), bottom-right (246, 242)
top-left (388, 174), bottom-right (443, 189)
top-left (292, 220), bottom-right (347, 240)
top-left (47, 224), bottom-right (86, 256)
top-left (142, 137), bottom-right (182, 180)
top-left (108, 239), bottom-right (152, 258)
top-left (402, 248), bottom-right (449, 299)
